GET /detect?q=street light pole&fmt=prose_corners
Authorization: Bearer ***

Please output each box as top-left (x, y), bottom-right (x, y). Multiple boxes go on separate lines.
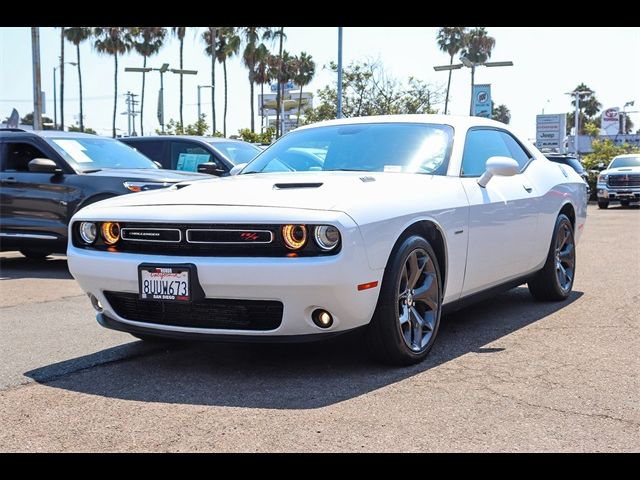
top-left (53, 61), bottom-right (77, 130)
top-left (31, 27), bottom-right (43, 130)
top-left (565, 90), bottom-right (592, 156)
top-left (434, 57), bottom-right (513, 116)
top-left (337, 27), bottom-right (343, 119)
top-left (197, 85), bottom-right (213, 124)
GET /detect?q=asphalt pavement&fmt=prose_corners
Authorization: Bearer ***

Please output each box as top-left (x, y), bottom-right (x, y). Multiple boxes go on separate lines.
top-left (0, 204), bottom-right (638, 452)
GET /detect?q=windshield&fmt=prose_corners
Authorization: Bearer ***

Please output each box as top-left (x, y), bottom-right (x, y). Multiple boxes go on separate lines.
top-left (242, 123), bottom-right (454, 175)
top-left (47, 137), bottom-right (159, 172)
top-left (209, 141), bottom-right (262, 165)
top-left (609, 156), bottom-right (640, 168)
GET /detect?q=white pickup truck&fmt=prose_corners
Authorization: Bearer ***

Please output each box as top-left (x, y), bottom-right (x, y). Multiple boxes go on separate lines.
top-left (596, 154), bottom-right (640, 208)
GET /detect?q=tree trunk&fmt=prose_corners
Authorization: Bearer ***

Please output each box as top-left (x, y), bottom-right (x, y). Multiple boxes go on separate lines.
top-left (77, 43), bottom-right (84, 131)
top-left (140, 56), bottom-right (146, 136)
top-left (249, 70), bottom-right (255, 133)
top-left (275, 26), bottom-right (284, 138)
top-left (469, 65), bottom-right (475, 116)
top-left (297, 86), bottom-right (303, 127)
top-left (211, 27), bottom-right (216, 135)
top-left (113, 52), bottom-right (118, 138)
top-left (260, 82), bottom-right (264, 133)
top-left (223, 59), bottom-right (228, 137)
top-left (179, 38), bottom-right (184, 126)
top-left (60, 28), bottom-right (65, 131)
top-left (444, 54), bottom-right (453, 115)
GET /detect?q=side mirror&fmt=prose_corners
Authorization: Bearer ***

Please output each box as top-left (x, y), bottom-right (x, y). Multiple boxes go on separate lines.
top-left (153, 161), bottom-right (163, 169)
top-left (28, 158), bottom-right (62, 174)
top-left (229, 163), bottom-right (248, 176)
top-left (597, 162), bottom-right (606, 171)
top-left (477, 156), bottom-right (520, 188)
top-left (196, 162), bottom-right (226, 176)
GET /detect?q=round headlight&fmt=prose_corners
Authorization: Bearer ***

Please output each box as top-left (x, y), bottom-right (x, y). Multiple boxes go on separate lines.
top-left (78, 222), bottom-right (97, 244)
top-left (101, 222), bottom-right (121, 245)
top-left (282, 224), bottom-right (307, 250)
top-left (314, 225), bottom-right (340, 251)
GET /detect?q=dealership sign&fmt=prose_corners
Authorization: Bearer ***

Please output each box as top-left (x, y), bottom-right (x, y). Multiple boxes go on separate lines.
top-left (472, 84), bottom-right (491, 118)
top-left (536, 113), bottom-right (567, 152)
top-left (601, 107), bottom-right (620, 135)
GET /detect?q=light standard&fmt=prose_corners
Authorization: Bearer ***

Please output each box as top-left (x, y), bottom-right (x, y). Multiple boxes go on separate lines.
top-left (197, 85), bottom-right (213, 124)
top-left (53, 60), bottom-right (77, 130)
top-left (434, 56), bottom-right (513, 115)
top-left (337, 27), bottom-right (343, 119)
top-left (622, 101), bottom-right (637, 134)
top-left (125, 63), bottom-right (197, 133)
top-left (565, 90), bottom-right (592, 155)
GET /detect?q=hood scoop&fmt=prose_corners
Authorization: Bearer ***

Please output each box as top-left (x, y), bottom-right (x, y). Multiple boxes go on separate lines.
top-left (273, 182), bottom-right (323, 190)
top-left (617, 168), bottom-right (633, 171)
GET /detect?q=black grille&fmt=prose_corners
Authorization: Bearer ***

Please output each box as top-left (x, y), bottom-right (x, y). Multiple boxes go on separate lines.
top-left (104, 291), bottom-right (283, 330)
top-left (608, 174), bottom-right (640, 187)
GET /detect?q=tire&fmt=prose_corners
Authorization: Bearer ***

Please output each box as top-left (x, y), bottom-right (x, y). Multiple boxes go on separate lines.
top-left (365, 235), bottom-right (442, 366)
top-left (597, 201), bottom-right (609, 209)
top-left (528, 214), bottom-right (576, 301)
top-left (19, 249), bottom-right (52, 260)
top-left (620, 200), bottom-right (630, 207)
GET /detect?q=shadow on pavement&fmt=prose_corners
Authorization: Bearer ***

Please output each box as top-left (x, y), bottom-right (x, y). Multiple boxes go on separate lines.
top-left (0, 254), bottom-right (72, 280)
top-left (26, 287), bottom-right (583, 409)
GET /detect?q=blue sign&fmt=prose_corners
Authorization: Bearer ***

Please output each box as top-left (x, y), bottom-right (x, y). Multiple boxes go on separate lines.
top-left (472, 84), bottom-right (491, 118)
top-left (270, 81), bottom-right (297, 92)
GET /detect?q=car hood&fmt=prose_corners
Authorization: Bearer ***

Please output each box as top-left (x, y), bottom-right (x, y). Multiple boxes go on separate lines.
top-left (82, 168), bottom-right (210, 182)
top-left (87, 171), bottom-right (435, 212)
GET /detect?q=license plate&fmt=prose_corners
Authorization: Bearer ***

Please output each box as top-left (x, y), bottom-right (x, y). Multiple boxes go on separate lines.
top-left (138, 265), bottom-right (191, 302)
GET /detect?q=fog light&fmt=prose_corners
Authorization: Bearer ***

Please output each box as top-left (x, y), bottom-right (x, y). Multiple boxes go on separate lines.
top-left (88, 293), bottom-right (103, 312)
top-left (312, 309), bottom-right (333, 329)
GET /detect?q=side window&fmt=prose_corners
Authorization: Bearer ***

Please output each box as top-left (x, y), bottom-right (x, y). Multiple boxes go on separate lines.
top-left (130, 141), bottom-right (165, 163)
top-left (498, 131), bottom-right (532, 170)
top-left (169, 142), bottom-right (211, 170)
top-left (461, 129), bottom-right (531, 177)
top-left (3, 142), bottom-right (49, 172)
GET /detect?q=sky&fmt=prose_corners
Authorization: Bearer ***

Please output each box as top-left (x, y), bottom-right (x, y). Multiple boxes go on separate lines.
top-left (1, 27), bottom-right (639, 141)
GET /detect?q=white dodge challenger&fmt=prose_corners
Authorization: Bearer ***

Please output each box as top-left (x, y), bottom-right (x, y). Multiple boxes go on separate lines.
top-left (67, 115), bottom-right (587, 365)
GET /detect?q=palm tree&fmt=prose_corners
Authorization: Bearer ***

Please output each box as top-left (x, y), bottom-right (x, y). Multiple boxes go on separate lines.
top-left (436, 27), bottom-right (467, 115)
top-left (58, 27), bottom-right (65, 130)
top-left (215, 27), bottom-right (241, 137)
top-left (202, 27), bottom-right (218, 134)
top-left (292, 52), bottom-right (315, 126)
top-left (132, 27), bottom-right (166, 136)
top-left (491, 102), bottom-right (511, 124)
top-left (171, 27), bottom-right (187, 126)
top-left (238, 27), bottom-right (273, 133)
top-left (94, 27), bottom-right (133, 138)
top-left (460, 27), bottom-right (495, 115)
top-left (275, 27), bottom-right (285, 137)
top-left (270, 50), bottom-right (296, 136)
top-left (253, 43), bottom-right (271, 132)
top-left (63, 27), bottom-right (92, 132)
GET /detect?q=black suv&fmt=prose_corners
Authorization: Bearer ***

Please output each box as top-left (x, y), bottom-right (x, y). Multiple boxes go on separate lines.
top-left (0, 129), bottom-right (208, 259)
top-left (120, 135), bottom-right (262, 176)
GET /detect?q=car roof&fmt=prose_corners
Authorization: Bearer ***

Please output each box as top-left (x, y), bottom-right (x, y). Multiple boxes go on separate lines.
top-left (0, 129), bottom-right (109, 140)
top-left (292, 114), bottom-right (510, 132)
top-left (121, 135), bottom-right (252, 145)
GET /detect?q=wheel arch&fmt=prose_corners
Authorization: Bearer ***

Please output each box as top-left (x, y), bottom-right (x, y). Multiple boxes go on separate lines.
top-left (559, 201), bottom-right (576, 230)
top-left (390, 219), bottom-right (448, 296)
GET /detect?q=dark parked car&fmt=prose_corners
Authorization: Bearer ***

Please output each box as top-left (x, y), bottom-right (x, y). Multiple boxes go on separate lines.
top-left (544, 153), bottom-right (590, 195)
top-left (120, 136), bottom-right (262, 176)
top-left (0, 129), bottom-right (208, 259)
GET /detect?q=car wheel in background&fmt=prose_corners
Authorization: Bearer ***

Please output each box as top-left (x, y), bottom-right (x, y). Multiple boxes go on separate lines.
top-left (528, 214), bottom-right (575, 301)
top-left (598, 201), bottom-right (609, 209)
top-left (366, 235), bottom-right (442, 366)
top-left (19, 249), bottom-right (52, 260)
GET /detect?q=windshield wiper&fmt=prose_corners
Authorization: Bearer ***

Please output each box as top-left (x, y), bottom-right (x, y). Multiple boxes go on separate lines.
top-left (81, 168), bottom-right (102, 173)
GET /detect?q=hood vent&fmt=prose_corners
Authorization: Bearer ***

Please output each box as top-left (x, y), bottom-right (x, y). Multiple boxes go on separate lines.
top-left (273, 182), bottom-right (323, 190)
top-left (360, 176), bottom-right (376, 183)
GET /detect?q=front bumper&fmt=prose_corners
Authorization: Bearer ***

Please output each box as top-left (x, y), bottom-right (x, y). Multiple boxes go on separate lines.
top-left (67, 219), bottom-right (384, 338)
top-left (597, 184), bottom-right (640, 202)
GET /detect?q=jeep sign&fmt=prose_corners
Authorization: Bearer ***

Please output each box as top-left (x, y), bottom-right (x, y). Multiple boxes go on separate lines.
top-left (536, 114), bottom-right (567, 152)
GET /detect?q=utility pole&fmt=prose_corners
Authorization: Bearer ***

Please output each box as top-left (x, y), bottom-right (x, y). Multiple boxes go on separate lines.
top-left (121, 91), bottom-right (140, 137)
top-left (31, 27), bottom-right (43, 130)
top-left (337, 27), bottom-right (343, 119)
top-left (565, 90), bottom-right (592, 156)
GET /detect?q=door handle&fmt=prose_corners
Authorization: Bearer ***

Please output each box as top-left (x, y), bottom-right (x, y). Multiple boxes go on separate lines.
top-left (523, 185), bottom-right (533, 193)
top-left (1, 177), bottom-right (17, 184)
